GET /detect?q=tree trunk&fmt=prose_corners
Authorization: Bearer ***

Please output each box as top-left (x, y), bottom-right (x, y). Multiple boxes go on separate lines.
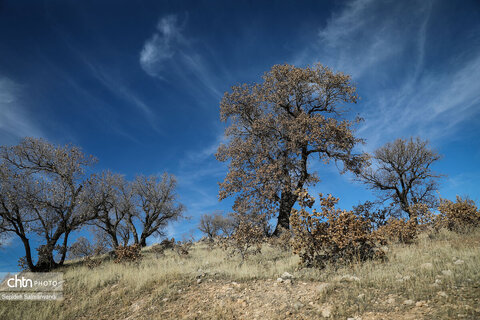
top-left (108, 231), bottom-right (119, 248)
top-left (273, 190), bottom-right (297, 236)
top-left (127, 216), bottom-right (139, 245)
top-left (57, 231), bottom-right (71, 265)
top-left (20, 236), bottom-right (36, 272)
top-left (35, 242), bottom-right (57, 272)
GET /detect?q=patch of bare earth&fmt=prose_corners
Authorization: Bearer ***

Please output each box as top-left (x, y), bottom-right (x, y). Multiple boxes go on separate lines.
top-left (151, 279), bottom-right (325, 319)
top-left (116, 277), bottom-right (480, 320)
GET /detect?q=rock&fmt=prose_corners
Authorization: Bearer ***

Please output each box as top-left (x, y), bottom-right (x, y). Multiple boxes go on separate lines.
top-left (420, 263), bottom-right (433, 270)
top-left (415, 301), bottom-right (427, 307)
top-left (277, 277), bottom-right (284, 283)
top-left (454, 259), bottom-right (465, 265)
top-left (237, 298), bottom-right (247, 307)
top-left (441, 270), bottom-right (453, 277)
top-left (317, 282), bottom-right (331, 294)
top-left (434, 279), bottom-right (442, 285)
top-left (293, 301), bottom-right (304, 310)
top-left (320, 305), bottom-right (332, 318)
top-left (437, 291), bottom-right (448, 298)
top-left (357, 293), bottom-right (365, 299)
top-left (281, 272), bottom-right (294, 279)
top-left (284, 279), bottom-right (293, 285)
top-left (196, 279), bottom-right (202, 284)
top-left (285, 311), bottom-right (292, 316)
top-left (339, 275), bottom-right (360, 282)
top-left (403, 299), bottom-right (414, 305)
top-left (396, 275), bottom-right (411, 283)
top-left (386, 297), bottom-right (396, 304)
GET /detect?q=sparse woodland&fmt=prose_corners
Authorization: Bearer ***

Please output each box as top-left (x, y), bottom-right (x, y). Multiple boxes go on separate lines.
top-left (1, 63), bottom-right (479, 319)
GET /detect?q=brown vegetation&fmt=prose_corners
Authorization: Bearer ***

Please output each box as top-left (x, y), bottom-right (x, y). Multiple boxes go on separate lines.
top-left (216, 63), bottom-right (366, 234)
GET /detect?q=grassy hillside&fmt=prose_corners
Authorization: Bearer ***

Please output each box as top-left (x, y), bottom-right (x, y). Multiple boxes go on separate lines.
top-left (1, 228), bottom-right (479, 320)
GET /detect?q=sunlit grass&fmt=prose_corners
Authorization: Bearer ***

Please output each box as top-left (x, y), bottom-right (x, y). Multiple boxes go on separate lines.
top-left (1, 227), bottom-right (479, 319)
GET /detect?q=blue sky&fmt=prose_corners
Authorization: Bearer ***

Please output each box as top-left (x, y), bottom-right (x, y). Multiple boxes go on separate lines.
top-left (1, 0), bottom-right (479, 271)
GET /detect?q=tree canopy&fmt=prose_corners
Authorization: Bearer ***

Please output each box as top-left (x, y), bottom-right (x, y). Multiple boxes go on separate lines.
top-left (216, 63), bottom-right (366, 234)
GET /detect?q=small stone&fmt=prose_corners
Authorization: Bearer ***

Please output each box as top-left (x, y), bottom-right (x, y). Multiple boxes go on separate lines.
top-left (162, 298), bottom-right (169, 302)
top-left (403, 299), bottom-right (414, 305)
top-left (277, 277), bottom-right (284, 283)
top-left (420, 263), bottom-right (433, 269)
top-left (415, 301), bottom-right (426, 307)
top-left (285, 311), bottom-right (292, 316)
top-left (437, 291), bottom-right (448, 297)
top-left (317, 282), bottom-right (330, 293)
top-left (321, 305), bottom-right (332, 318)
top-left (284, 279), bottom-right (293, 285)
top-left (237, 298), bottom-right (247, 306)
top-left (441, 270), bottom-right (453, 277)
top-left (293, 301), bottom-right (304, 310)
top-left (339, 275), bottom-right (360, 282)
top-left (196, 279), bottom-right (202, 284)
top-left (454, 259), bottom-right (464, 265)
top-left (435, 279), bottom-right (442, 285)
top-left (281, 272), bottom-right (294, 279)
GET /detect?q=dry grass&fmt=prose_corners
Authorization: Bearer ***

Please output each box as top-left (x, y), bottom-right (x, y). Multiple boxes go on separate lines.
top-left (1, 227), bottom-right (479, 319)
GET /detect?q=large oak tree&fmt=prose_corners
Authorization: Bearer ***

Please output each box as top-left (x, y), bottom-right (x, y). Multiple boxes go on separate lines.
top-left (216, 63), bottom-right (366, 235)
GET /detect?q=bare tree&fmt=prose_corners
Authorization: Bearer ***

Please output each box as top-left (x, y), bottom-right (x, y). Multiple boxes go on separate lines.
top-left (68, 237), bottom-right (94, 259)
top-left (0, 137), bottom-right (97, 271)
top-left (129, 174), bottom-right (184, 247)
top-left (198, 211), bottom-right (235, 240)
top-left (216, 63), bottom-right (366, 235)
top-left (198, 212), bottom-right (222, 240)
top-left (356, 137), bottom-right (443, 220)
top-left (85, 171), bottom-right (134, 248)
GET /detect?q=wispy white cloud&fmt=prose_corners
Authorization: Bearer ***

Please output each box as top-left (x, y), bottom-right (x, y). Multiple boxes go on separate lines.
top-left (140, 15), bottom-right (185, 78)
top-left (0, 77), bottom-right (43, 144)
top-left (139, 14), bottom-right (224, 100)
top-left (42, 29), bottom-right (161, 138)
top-left (172, 130), bottom-right (229, 221)
top-left (295, 0), bottom-right (480, 151)
top-left (316, 0), bottom-right (433, 79)
top-left (81, 60), bottom-right (162, 133)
